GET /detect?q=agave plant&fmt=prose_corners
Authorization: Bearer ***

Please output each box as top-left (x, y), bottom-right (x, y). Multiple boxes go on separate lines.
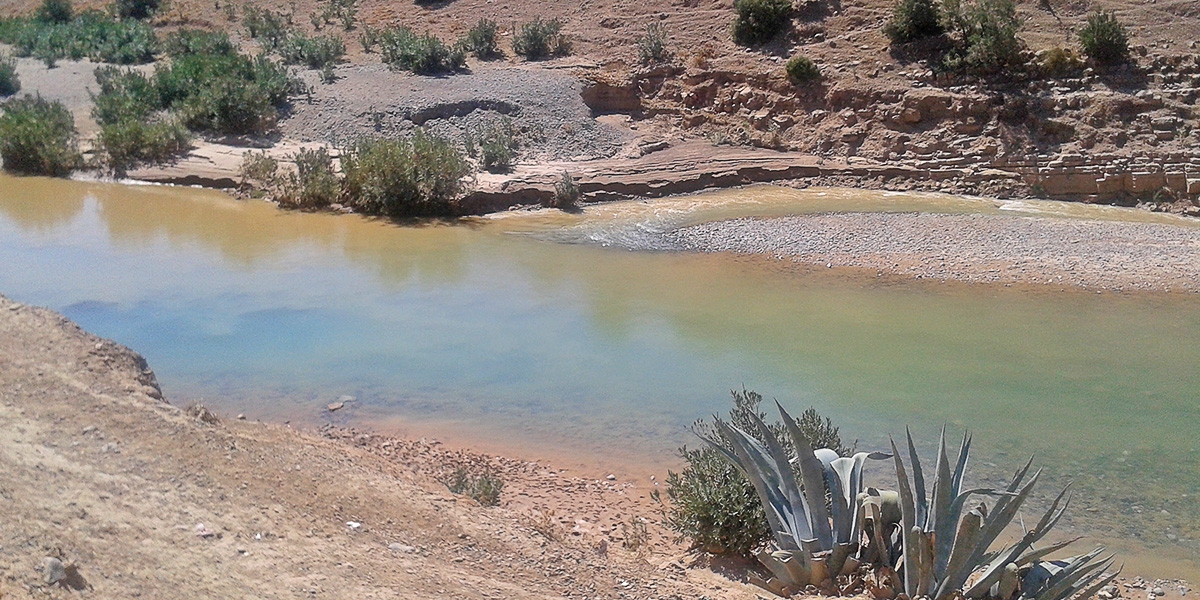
top-left (699, 401), bottom-right (889, 592)
top-left (890, 428), bottom-right (1119, 600)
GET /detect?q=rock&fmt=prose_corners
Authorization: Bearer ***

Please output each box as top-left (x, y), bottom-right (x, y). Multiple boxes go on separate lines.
top-left (101, 442), bottom-right (119, 454)
top-left (327, 402), bottom-right (344, 412)
top-left (1155, 589), bottom-right (1165, 596)
top-left (580, 77), bottom-right (641, 114)
top-left (195, 523), bottom-right (216, 538)
top-left (81, 426), bottom-right (96, 435)
top-left (605, 474), bottom-right (616, 481)
top-left (237, 413), bottom-right (246, 420)
top-left (900, 107), bottom-right (922, 123)
top-left (388, 543), bottom-right (416, 553)
top-left (346, 521), bottom-right (362, 530)
top-left (42, 557), bottom-right (65, 584)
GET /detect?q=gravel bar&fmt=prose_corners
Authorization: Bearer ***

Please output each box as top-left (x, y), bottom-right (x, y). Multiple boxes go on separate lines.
top-left (663, 212), bottom-right (1200, 292)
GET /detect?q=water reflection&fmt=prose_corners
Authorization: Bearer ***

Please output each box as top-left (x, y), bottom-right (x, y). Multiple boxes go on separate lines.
top-left (0, 175), bottom-right (1197, 579)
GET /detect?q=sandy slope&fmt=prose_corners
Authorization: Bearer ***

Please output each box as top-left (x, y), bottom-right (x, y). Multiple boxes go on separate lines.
top-left (0, 294), bottom-right (765, 599)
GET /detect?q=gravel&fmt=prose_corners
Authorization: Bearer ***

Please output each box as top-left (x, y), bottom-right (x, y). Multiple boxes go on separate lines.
top-left (663, 212), bottom-right (1200, 292)
top-left (281, 64), bottom-right (631, 162)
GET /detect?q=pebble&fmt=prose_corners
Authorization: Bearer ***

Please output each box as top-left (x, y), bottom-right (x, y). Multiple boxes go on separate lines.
top-left (1155, 588), bottom-right (1165, 596)
top-left (605, 474), bottom-right (616, 481)
top-left (327, 402), bottom-right (344, 412)
top-left (237, 414), bottom-right (246, 420)
top-left (42, 557), bottom-right (65, 585)
top-left (346, 521), bottom-right (362, 530)
top-left (388, 543), bottom-right (416, 553)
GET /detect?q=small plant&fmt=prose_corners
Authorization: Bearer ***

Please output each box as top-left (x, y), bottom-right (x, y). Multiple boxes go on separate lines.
top-left (551, 171), bottom-right (579, 208)
top-left (1078, 10), bottom-right (1128, 65)
top-left (0, 11), bottom-right (158, 65)
top-left (0, 54), bottom-right (20, 96)
top-left (442, 467), bottom-right (504, 506)
top-left (162, 29), bottom-right (236, 57)
top-left (731, 0), bottom-right (791, 47)
top-left (884, 0), bottom-right (942, 43)
top-left (465, 117), bottom-right (517, 173)
top-left (113, 0), bottom-right (161, 20)
top-left (458, 18), bottom-right (501, 60)
top-left (0, 95), bottom-right (82, 177)
top-left (786, 54), bottom-right (821, 83)
top-left (315, 0), bottom-right (357, 30)
top-left (511, 18), bottom-right (570, 60)
top-left (91, 66), bottom-right (160, 124)
top-left (1040, 46), bottom-right (1084, 78)
top-left (358, 25), bottom-right (378, 52)
top-left (378, 26), bottom-right (465, 74)
top-left (35, 0), bottom-right (73, 24)
top-left (286, 147), bottom-right (339, 207)
top-left (239, 149), bottom-right (281, 189)
top-left (942, 0), bottom-right (1024, 74)
top-left (621, 517), bottom-right (649, 552)
top-left (340, 130), bottom-right (473, 218)
top-left (93, 117), bottom-right (191, 176)
top-left (636, 22), bottom-right (670, 64)
top-left (277, 32), bottom-right (346, 69)
top-left (243, 5), bottom-right (290, 49)
top-left (154, 52), bottom-right (304, 135)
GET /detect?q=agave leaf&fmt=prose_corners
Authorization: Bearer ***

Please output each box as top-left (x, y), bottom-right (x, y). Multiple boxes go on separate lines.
top-left (1031, 549), bottom-right (1110, 600)
top-left (939, 504), bottom-right (984, 596)
top-left (1069, 564), bottom-right (1121, 600)
top-left (931, 426), bottom-right (956, 580)
top-left (1017, 537), bottom-right (1083, 567)
top-left (816, 449), bottom-right (852, 546)
top-left (891, 437), bottom-right (920, 597)
top-left (703, 420), bottom-right (805, 549)
top-left (906, 428), bottom-right (929, 528)
top-left (778, 401), bottom-right (833, 549)
top-left (964, 483), bottom-right (1072, 599)
top-left (951, 431), bottom-right (972, 498)
top-left (746, 409), bottom-right (814, 545)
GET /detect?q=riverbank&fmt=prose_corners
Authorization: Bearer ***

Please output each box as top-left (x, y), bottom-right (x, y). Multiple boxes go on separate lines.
top-left (663, 211), bottom-right (1200, 292)
top-left (0, 293), bottom-right (768, 599)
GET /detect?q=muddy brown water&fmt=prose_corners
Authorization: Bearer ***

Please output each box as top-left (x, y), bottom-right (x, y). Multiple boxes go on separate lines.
top-left (1, 176), bottom-right (1197, 581)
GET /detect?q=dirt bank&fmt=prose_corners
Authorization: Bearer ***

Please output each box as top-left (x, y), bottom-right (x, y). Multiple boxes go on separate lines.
top-left (0, 293), bottom-right (765, 599)
top-left (662, 211), bottom-right (1200, 292)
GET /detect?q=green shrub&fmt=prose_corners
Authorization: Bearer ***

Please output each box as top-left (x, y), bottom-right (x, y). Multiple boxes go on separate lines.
top-left (786, 54), bottom-right (821, 83)
top-left (316, 0), bottom-right (357, 31)
top-left (242, 5), bottom-right (290, 49)
top-left (0, 55), bottom-right (19, 96)
top-left (511, 18), bottom-right (570, 60)
top-left (551, 171), bottom-right (579, 209)
top-left (884, 0), bottom-right (942, 43)
top-left (1078, 10), bottom-right (1128, 65)
top-left (281, 147), bottom-right (340, 207)
top-left (464, 117), bottom-right (517, 173)
top-left (358, 25), bottom-right (378, 52)
top-left (239, 149), bottom-right (280, 188)
top-left (942, 0), bottom-right (1024, 74)
top-left (35, 0), bottom-right (72, 24)
top-left (636, 22), bottom-right (670, 64)
top-left (0, 11), bottom-right (157, 65)
top-left (458, 18), bottom-right (500, 60)
top-left (731, 0), bottom-right (791, 47)
top-left (113, 0), bottom-right (161, 20)
top-left (94, 117), bottom-right (190, 175)
top-left (442, 467), bottom-right (504, 506)
top-left (162, 29), bottom-right (236, 57)
top-left (664, 388), bottom-right (848, 556)
top-left (0, 95), bottom-right (82, 176)
top-left (378, 26), bottom-right (465, 74)
top-left (91, 66), bottom-right (159, 124)
top-left (155, 52), bottom-right (303, 134)
top-left (277, 32), bottom-right (345, 69)
top-left (341, 130), bottom-right (472, 218)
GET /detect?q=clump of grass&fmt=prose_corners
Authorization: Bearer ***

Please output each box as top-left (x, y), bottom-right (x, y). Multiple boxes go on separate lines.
top-left (277, 32), bottom-right (345, 69)
top-left (315, 0), bottom-right (357, 31)
top-left (1078, 10), bottom-right (1128, 66)
top-left (458, 18), bottom-right (501, 60)
top-left (242, 4), bottom-right (290, 50)
top-left (636, 22), bottom-right (670, 65)
top-left (664, 388), bottom-right (849, 556)
top-left (442, 466), bottom-right (504, 506)
top-left (731, 0), bottom-right (792, 47)
top-left (161, 29), bottom-right (236, 57)
top-left (113, 0), bottom-right (162, 20)
top-left (358, 25), bottom-right (379, 52)
top-left (94, 117), bottom-right (191, 176)
top-left (1040, 46), bottom-right (1084, 78)
top-left (511, 18), bottom-right (570, 60)
top-left (550, 171), bottom-right (579, 209)
top-left (883, 0), bottom-right (942, 43)
top-left (0, 9), bottom-right (157, 65)
top-left (0, 54), bottom-right (20, 96)
top-left (464, 117), bottom-right (517, 173)
top-left (378, 26), bottom-right (465, 74)
top-left (786, 54), bottom-right (821, 83)
top-left (341, 130), bottom-right (472, 217)
top-left (0, 94), bottom-right (82, 177)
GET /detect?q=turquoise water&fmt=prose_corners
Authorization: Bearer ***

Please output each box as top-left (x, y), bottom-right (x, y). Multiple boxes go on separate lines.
top-left (1, 176), bottom-right (1197, 579)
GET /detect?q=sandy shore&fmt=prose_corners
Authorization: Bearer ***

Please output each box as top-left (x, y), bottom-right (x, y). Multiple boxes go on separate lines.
top-left (0, 294), bottom-right (761, 599)
top-left (663, 212), bottom-right (1200, 292)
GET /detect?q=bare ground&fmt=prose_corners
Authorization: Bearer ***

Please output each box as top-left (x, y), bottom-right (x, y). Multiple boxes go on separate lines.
top-left (0, 294), bottom-right (767, 599)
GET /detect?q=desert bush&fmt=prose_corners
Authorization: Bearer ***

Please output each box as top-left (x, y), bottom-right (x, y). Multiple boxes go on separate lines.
top-left (242, 5), bottom-right (290, 49)
top-left (341, 130), bottom-right (472, 217)
top-left (511, 18), bottom-right (570, 60)
top-left (239, 149), bottom-right (281, 188)
top-left (281, 147), bottom-right (340, 207)
top-left (1078, 10), bottom-right (1128, 65)
top-left (0, 95), bottom-right (82, 176)
top-left (731, 0), bottom-right (791, 47)
top-left (35, 0), bottom-right (72, 24)
top-left (442, 467), bottom-right (504, 506)
top-left (358, 25), bottom-right (378, 52)
top-left (786, 54), bottom-right (821, 83)
top-left (277, 32), bottom-right (345, 69)
top-left (315, 0), bottom-right (357, 31)
top-left (883, 0), bottom-right (942, 43)
top-left (378, 26), bottom-right (465, 74)
top-left (942, 0), bottom-right (1024, 74)
top-left (155, 52), bottom-right (303, 134)
top-left (664, 388), bottom-right (848, 556)
top-left (465, 117), bottom-right (517, 172)
top-left (458, 18), bottom-right (500, 60)
top-left (550, 171), bottom-right (579, 209)
top-left (636, 22), bottom-right (670, 64)
top-left (94, 117), bottom-right (190, 175)
top-left (162, 29), bottom-right (236, 57)
top-left (1040, 46), bottom-right (1084, 78)
top-left (91, 65), bottom-right (159, 124)
top-left (113, 0), bottom-right (161, 20)
top-left (0, 55), bottom-right (19, 96)
top-left (0, 11), bottom-right (157, 65)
